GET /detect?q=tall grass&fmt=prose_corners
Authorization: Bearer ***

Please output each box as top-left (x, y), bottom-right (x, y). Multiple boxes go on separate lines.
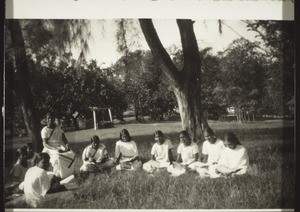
top-left (5, 120), bottom-right (295, 209)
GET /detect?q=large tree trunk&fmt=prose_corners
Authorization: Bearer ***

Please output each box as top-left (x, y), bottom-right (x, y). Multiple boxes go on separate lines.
top-left (7, 20), bottom-right (43, 152)
top-left (174, 86), bottom-right (208, 142)
top-left (139, 19), bottom-right (208, 142)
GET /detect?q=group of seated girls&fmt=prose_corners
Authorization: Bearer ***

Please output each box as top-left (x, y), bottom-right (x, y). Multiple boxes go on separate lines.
top-left (80, 128), bottom-right (250, 178)
top-left (6, 126), bottom-right (249, 208)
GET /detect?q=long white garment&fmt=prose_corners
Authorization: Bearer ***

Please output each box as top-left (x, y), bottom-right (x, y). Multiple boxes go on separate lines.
top-left (41, 149), bottom-right (76, 179)
top-left (143, 139), bottom-right (173, 172)
top-left (167, 142), bottom-right (199, 177)
top-left (177, 142), bottom-right (199, 165)
top-left (23, 166), bottom-right (54, 208)
top-left (167, 162), bottom-right (186, 176)
top-left (151, 139), bottom-right (172, 164)
top-left (218, 145), bottom-right (249, 173)
top-left (115, 140), bottom-right (139, 163)
top-left (199, 145), bottom-right (249, 178)
top-left (41, 126), bottom-right (75, 179)
top-left (202, 139), bottom-right (225, 164)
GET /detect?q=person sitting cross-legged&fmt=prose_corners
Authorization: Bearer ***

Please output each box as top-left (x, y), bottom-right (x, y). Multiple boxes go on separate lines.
top-left (196, 127), bottom-right (225, 178)
top-left (206, 132), bottom-right (249, 178)
top-left (115, 129), bottom-right (142, 171)
top-left (143, 130), bottom-right (174, 173)
top-left (80, 135), bottom-right (115, 172)
top-left (167, 131), bottom-right (200, 177)
top-left (41, 113), bottom-right (76, 179)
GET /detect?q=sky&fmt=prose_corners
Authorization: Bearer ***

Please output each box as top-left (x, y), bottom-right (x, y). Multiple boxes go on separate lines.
top-left (74, 19), bottom-right (260, 68)
top-left (6, 0), bottom-right (293, 68)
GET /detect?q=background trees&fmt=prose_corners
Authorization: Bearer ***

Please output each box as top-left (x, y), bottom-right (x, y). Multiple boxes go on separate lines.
top-left (29, 53), bottom-right (128, 130)
top-left (214, 38), bottom-right (266, 122)
top-left (5, 19), bottom-right (294, 149)
top-left (111, 50), bottom-right (177, 122)
top-left (245, 21), bottom-right (294, 116)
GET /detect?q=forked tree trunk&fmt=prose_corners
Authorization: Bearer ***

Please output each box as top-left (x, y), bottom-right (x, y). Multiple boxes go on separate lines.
top-left (7, 20), bottom-right (43, 152)
top-left (139, 19), bottom-right (209, 142)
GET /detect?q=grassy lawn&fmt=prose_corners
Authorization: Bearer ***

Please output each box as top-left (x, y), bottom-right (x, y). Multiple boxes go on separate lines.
top-left (4, 119), bottom-right (295, 209)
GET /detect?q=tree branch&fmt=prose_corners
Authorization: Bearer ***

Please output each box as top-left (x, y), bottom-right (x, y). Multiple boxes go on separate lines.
top-left (176, 19), bottom-right (201, 81)
top-left (139, 19), bottom-right (181, 88)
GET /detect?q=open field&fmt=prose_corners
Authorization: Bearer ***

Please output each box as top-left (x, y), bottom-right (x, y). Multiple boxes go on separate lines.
top-left (4, 119), bottom-right (295, 209)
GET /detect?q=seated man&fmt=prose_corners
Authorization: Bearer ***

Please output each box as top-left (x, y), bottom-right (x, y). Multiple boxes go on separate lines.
top-left (80, 135), bottom-right (115, 172)
top-left (23, 153), bottom-right (75, 208)
top-left (41, 113), bottom-right (76, 179)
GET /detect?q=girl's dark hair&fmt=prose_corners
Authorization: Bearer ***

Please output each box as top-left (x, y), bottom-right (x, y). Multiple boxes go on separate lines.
top-left (225, 132), bottom-right (241, 146)
top-left (91, 135), bottom-right (100, 143)
top-left (16, 147), bottom-right (27, 157)
top-left (179, 130), bottom-right (191, 140)
top-left (120, 129), bottom-right (132, 141)
top-left (154, 130), bottom-right (164, 138)
top-left (37, 152), bottom-right (50, 163)
top-left (204, 127), bottom-right (215, 136)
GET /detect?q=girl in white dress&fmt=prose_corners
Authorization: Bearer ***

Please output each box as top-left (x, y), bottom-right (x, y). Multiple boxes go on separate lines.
top-left (196, 127), bottom-right (225, 178)
top-left (208, 132), bottom-right (249, 178)
top-left (115, 129), bottom-right (142, 171)
top-left (143, 130), bottom-right (174, 173)
top-left (167, 131), bottom-right (199, 176)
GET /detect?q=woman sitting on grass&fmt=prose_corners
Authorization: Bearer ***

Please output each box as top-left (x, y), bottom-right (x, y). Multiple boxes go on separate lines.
top-left (196, 127), bottom-right (225, 178)
top-left (80, 135), bottom-right (115, 172)
top-left (115, 129), bottom-right (142, 171)
top-left (207, 132), bottom-right (249, 178)
top-left (167, 131), bottom-right (199, 177)
top-left (143, 130), bottom-right (174, 173)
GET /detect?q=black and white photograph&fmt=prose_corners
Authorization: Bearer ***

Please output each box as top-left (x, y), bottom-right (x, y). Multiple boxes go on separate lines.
top-left (3, 0), bottom-right (295, 210)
